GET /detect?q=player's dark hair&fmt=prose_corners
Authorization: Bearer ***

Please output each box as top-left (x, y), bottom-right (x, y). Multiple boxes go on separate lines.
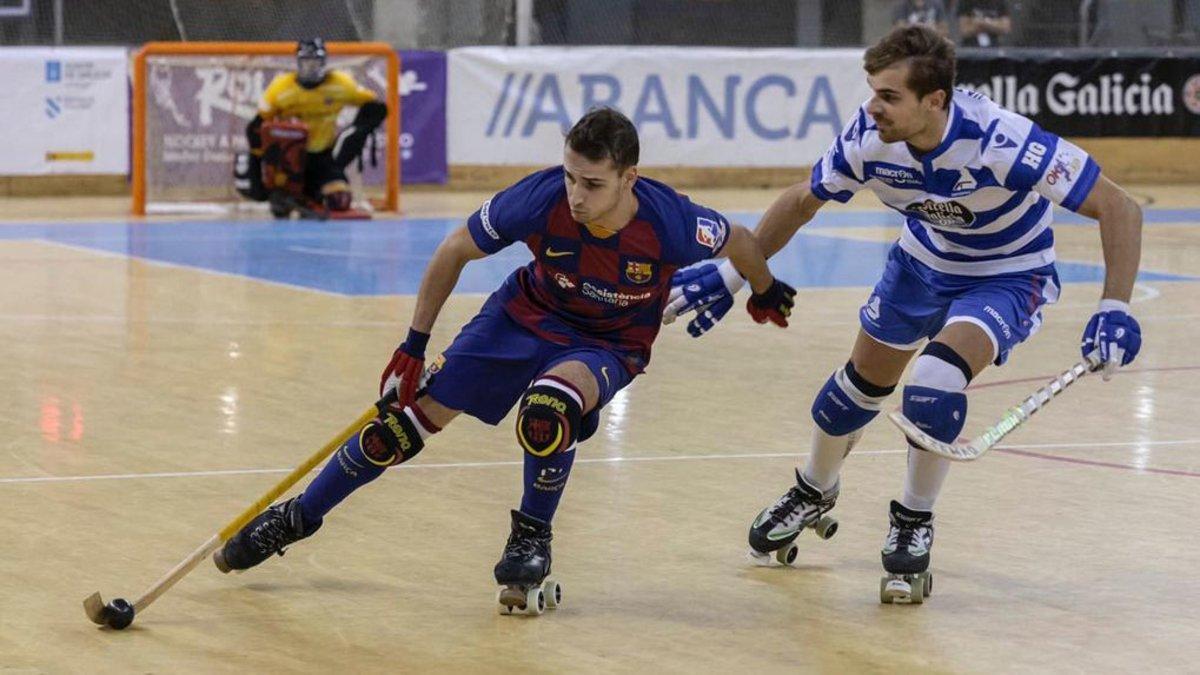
top-left (565, 107), bottom-right (639, 172)
top-left (863, 25), bottom-right (956, 109)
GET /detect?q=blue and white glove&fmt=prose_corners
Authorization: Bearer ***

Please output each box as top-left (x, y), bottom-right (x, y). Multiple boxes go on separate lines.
top-left (662, 259), bottom-right (746, 337)
top-left (1080, 299), bottom-right (1142, 381)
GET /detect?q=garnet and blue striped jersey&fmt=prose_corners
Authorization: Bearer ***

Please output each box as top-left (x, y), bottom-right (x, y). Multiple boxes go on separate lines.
top-left (812, 88), bottom-right (1101, 276)
top-left (466, 166), bottom-right (730, 373)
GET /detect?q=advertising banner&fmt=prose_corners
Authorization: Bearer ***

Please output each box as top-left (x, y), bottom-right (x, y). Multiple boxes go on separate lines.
top-left (399, 50), bottom-right (448, 184)
top-left (958, 50), bottom-right (1200, 136)
top-left (448, 47), bottom-right (873, 167)
top-left (143, 52), bottom-right (392, 197)
top-left (0, 47), bottom-right (128, 174)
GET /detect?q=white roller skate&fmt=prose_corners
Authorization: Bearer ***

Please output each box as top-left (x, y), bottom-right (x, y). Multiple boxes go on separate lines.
top-left (748, 470), bottom-right (839, 566)
top-left (879, 500), bottom-right (934, 604)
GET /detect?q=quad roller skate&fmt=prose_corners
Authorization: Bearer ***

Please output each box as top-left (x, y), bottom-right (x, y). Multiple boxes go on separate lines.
top-left (213, 495), bottom-right (322, 573)
top-left (748, 470), bottom-right (839, 566)
top-left (494, 510), bottom-right (560, 616)
top-left (879, 500), bottom-right (934, 604)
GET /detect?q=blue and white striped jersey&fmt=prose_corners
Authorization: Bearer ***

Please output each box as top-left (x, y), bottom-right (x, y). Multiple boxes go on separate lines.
top-left (811, 89), bottom-right (1101, 276)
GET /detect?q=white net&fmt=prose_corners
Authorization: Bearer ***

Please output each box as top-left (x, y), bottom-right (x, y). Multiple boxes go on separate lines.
top-left (138, 49), bottom-right (394, 214)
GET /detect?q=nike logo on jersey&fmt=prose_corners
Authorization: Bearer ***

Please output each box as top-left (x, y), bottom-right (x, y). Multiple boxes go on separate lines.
top-left (600, 366), bottom-right (610, 388)
top-left (545, 248), bottom-right (574, 258)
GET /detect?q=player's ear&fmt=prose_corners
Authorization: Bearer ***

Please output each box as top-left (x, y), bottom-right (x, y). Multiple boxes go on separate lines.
top-left (622, 165), bottom-right (638, 188)
top-left (925, 88), bottom-right (946, 112)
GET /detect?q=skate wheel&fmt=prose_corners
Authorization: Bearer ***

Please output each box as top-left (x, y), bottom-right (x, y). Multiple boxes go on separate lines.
top-left (814, 516), bottom-right (838, 540)
top-left (524, 587), bottom-right (545, 616)
top-left (910, 576), bottom-right (926, 604)
top-left (774, 542), bottom-right (799, 566)
top-left (922, 573), bottom-right (932, 598)
top-left (880, 576), bottom-right (912, 604)
top-left (543, 578), bottom-right (561, 610)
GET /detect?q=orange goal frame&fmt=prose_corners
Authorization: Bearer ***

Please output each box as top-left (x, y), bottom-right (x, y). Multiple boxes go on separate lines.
top-left (131, 41), bottom-right (400, 215)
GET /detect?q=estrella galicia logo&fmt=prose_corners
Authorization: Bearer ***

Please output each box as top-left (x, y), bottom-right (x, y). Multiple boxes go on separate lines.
top-left (905, 199), bottom-right (976, 228)
top-left (45, 97), bottom-right (62, 119)
top-left (992, 132), bottom-right (1017, 150)
top-left (45, 61), bottom-right (61, 83)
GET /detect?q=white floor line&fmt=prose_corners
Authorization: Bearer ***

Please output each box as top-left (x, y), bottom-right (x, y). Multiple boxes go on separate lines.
top-left (1, 438), bottom-right (1195, 486)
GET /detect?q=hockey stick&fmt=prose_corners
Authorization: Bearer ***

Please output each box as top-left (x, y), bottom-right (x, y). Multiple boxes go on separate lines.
top-left (83, 393), bottom-right (395, 629)
top-left (887, 355), bottom-right (1102, 462)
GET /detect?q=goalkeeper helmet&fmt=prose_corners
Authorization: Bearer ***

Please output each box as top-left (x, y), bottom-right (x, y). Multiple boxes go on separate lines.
top-left (296, 38), bottom-right (328, 89)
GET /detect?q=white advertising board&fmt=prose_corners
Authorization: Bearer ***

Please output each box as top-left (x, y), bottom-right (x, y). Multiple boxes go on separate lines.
top-left (0, 47), bottom-right (129, 174)
top-left (448, 47), bottom-right (872, 167)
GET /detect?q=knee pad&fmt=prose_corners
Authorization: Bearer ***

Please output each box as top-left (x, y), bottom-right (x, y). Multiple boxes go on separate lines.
top-left (811, 361), bottom-right (895, 436)
top-left (359, 408), bottom-right (426, 467)
top-left (577, 410), bottom-right (600, 444)
top-left (901, 385), bottom-right (967, 444)
top-left (516, 383), bottom-right (582, 457)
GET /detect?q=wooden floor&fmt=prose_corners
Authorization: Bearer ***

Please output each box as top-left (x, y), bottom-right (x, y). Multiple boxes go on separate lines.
top-left (1, 186), bottom-right (1198, 673)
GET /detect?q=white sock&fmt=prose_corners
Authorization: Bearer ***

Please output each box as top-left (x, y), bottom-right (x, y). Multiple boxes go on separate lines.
top-left (900, 353), bottom-right (968, 512)
top-left (802, 367), bottom-right (890, 492)
top-left (902, 448), bottom-right (950, 512)
top-left (803, 427), bottom-right (859, 492)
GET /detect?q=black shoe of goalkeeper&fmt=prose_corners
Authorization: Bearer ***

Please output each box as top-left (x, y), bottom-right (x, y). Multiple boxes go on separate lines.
top-left (213, 496), bottom-right (322, 573)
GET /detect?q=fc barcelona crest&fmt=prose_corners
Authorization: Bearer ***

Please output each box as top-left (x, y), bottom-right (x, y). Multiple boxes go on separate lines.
top-left (625, 261), bottom-right (653, 284)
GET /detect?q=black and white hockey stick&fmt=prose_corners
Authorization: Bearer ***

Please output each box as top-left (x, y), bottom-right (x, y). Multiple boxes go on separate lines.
top-left (887, 355), bottom-right (1102, 462)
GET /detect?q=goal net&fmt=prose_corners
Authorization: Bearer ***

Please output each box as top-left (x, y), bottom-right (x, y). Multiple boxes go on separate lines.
top-left (132, 41), bottom-right (399, 215)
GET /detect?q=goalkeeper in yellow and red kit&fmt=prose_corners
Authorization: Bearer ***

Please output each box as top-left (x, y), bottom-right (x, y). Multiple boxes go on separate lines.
top-left (234, 38), bottom-right (387, 219)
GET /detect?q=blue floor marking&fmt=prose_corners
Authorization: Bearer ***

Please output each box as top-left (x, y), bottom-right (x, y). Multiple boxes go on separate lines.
top-left (1, 207), bottom-right (1195, 296)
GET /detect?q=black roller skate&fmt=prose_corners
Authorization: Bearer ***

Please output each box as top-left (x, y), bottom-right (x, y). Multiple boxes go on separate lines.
top-left (879, 500), bottom-right (934, 604)
top-left (212, 495), bottom-right (322, 573)
top-left (494, 510), bottom-right (560, 616)
top-left (748, 469), bottom-right (839, 566)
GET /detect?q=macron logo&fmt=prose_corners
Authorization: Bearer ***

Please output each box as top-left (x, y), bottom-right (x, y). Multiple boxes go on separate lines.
top-left (479, 199), bottom-right (499, 240)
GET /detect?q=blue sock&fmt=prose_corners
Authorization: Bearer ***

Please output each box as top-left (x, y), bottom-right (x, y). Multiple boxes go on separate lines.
top-left (519, 446), bottom-right (576, 522)
top-left (298, 426), bottom-right (387, 522)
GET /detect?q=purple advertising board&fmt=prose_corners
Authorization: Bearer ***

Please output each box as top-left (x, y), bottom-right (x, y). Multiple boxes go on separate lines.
top-left (399, 50), bottom-right (447, 185)
top-left (139, 50), bottom-right (447, 202)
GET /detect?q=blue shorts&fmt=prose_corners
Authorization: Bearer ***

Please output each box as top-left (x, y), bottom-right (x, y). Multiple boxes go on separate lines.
top-left (424, 295), bottom-right (635, 440)
top-left (860, 245), bottom-right (1061, 365)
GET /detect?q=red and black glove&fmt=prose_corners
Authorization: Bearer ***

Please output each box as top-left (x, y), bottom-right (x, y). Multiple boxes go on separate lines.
top-left (379, 328), bottom-right (430, 407)
top-left (746, 278), bottom-right (796, 327)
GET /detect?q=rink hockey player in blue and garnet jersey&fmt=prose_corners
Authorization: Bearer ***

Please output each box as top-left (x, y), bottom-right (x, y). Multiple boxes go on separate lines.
top-left (215, 107), bottom-right (797, 615)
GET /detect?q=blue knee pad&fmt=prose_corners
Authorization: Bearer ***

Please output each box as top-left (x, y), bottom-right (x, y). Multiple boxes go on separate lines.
top-left (811, 368), bottom-right (886, 436)
top-left (901, 385), bottom-right (967, 443)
